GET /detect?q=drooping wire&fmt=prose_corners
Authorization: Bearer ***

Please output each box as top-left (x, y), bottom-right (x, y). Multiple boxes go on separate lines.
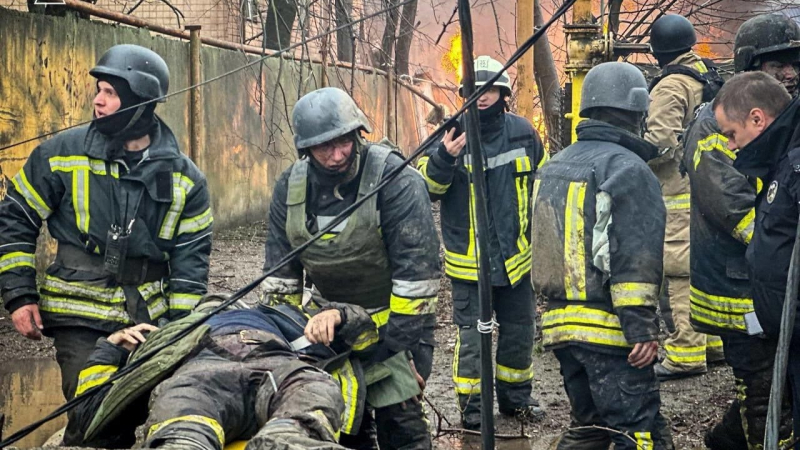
top-left (0, 0), bottom-right (577, 446)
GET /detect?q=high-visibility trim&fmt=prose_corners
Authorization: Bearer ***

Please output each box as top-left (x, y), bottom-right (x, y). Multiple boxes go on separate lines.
top-left (665, 344), bottom-right (706, 364)
top-left (445, 250), bottom-right (478, 268)
top-left (352, 329), bottom-right (380, 351)
top-left (610, 282), bottom-right (659, 308)
top-left (542, 305), bottom-right (631, 348)
top-left (265, 293), bottom-right (303, 306)
top-left (11, 170), bottom-right (52, 219)
top-left (42, 275), bottom-right (126, 303)
top-left (260, 276), bottom-right (302, 294)
top-left (332, 359), bottom-right (359, 434)
top-left (39, 296), bottom-right (131, 322)
top-left (635, 431), bottom-right (654, 450)
top-left (310, 409), bottom-right (340, 441)
top-left (694, 61), bottom-right (708, 74)
top-left (390, 294), bottom-right (437, 315)
top-left (514, 157), bottom-right (531, 262)
top-left (537, 151), bottom-right (550, 169)
top-left (75, 364), bottom-right (118, 397)
top-left (148, 415), bottom-right (225, 447)
top-left (707, 336), bottom-right (723, 349)
top-left (316, 216), bottom-right (350, 234)
top-left (487, 148), bottom-right (527, 170)
top-left (169, 293), bottom-right (202, 311)
top-left (453, 332), bottom-right (481, 395)
top-left (369, 308), bottom-right (391, 329)
top-left (178, 208), bottom-right (213, 236)
top-left (444, 263), bottom-right (479, 281)
top-left (505, 247), bottom-right (532, 286)
top-left (496, 363), bottom-right (534, 384)
top-left (664, 193), bottom-right (690, 211)
top-left (417, 156), bottom-right (450, 195)
top-left (694, 134), bottom-right (734, 169)
top-left (689, 285), bottom-right (751, 332)
top-left (159, 174), bottom-right (195, 240)
top-left (531, 179), bottom-right (542, 216)
top-left (49, 156), bottom-right (118, 177)
top-left (733, 208), bottom-right (755, 244)
top-left (564, 182), bottom-right (587, 301)
top-left (73, 168), bottom-right (90, 233)
top-left (0, 251), bottom-right (35, 273)
top-left (392, 279), bottom-right (439, 298)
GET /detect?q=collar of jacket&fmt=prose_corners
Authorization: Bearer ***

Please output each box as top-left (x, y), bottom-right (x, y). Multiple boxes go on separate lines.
top-left (577, 119), bottom-right (659, 162)
top-left (734, 96), bottom-right (800, 179)
top-left (83, 114), bottom-right (182, 163)
top-left (663, 51), bottom-right (703, 70)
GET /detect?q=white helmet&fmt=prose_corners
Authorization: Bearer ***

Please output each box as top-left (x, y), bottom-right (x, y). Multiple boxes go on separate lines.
top-left (459, 56), bottom-right (512, 97)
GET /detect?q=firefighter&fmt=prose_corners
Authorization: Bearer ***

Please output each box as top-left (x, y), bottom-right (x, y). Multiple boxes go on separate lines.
top-left (0, 45), bottom-right (212, 401)
top-left (645, 14), bottom-right (725, 380)
top-left (681, 14), bottom-right (800, 448)
top-left (531, 61), bottom-right (673, 450)
top-left (63, 297), bottom-right (377, 450)
top-left (261, 87), bottom-right (440, 449)
top-left (417, 55), bottom-right (547, 430)
top-left (721, 73), bottom-right (800, 442)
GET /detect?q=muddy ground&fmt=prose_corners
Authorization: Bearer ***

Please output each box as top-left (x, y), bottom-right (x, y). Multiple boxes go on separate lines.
top-left (0, 215), bottom-right (734, 450)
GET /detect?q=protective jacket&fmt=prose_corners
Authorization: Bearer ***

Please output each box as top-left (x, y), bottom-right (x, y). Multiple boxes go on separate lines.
top-left (0, 120), bottom-right (212, 332)
top-left (682, 103), bottom-right (757, 335)
top-left (417, 111), bottom-right (546, 286)
top-left (532, 120), bottom-right (665, 354)
top-left (645, 52), bottom-right (708, 277)
top-left (262, 143), bottom-right (440, 363)
top-left (734, 96), bottom-right (800, 339)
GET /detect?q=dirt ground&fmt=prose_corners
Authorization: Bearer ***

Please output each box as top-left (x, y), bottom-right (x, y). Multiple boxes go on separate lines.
top-left (0, 215), bottom-right (734, 450)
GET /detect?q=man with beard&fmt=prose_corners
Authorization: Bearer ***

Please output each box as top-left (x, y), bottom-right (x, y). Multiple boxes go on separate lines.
top-left (681, 14), bottom-right (800, 448)
top-left (261, 87), bottom-right (441, 449)
top-left (0, 44), bottom-right (212, 402)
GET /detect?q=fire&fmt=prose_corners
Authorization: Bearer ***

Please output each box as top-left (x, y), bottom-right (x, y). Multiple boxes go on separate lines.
top-left (695, 43), bottom-right (717, 59)
top-left (442, 33), bottom-right (463, 83)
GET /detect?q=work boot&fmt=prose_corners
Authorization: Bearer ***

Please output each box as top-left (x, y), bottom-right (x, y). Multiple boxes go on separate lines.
top-left (499, 396), bottom-right (546, 421)
top-left (654, 362), bottom-right (706, 381)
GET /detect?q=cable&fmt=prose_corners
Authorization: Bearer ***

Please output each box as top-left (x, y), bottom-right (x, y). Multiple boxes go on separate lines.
top-left (0, 1), bottom-right (576, 446)
top-left (0, 0), bottom-right (412, 154)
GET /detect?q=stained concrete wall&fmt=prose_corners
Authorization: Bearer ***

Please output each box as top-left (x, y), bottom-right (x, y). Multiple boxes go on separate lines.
top-left (0, 6), bottom-right (426, 229)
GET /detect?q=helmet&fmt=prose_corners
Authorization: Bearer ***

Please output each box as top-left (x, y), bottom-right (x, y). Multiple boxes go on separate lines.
top-left (90, 44), bottom-right (169, 102)
top-left (459, 56), bottom-right (512, 97)
top-left (649, 14), bottom-right (697, 54)
top-left (292, 87), bottom-right (372, 150)
top-left (734, 14), bottom-right (800, 73)
top-left (580, 62), bottom-right (650, 116)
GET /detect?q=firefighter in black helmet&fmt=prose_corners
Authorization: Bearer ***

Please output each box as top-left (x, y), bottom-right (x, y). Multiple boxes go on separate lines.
top-left (0, 44), bottom-right (213, 402)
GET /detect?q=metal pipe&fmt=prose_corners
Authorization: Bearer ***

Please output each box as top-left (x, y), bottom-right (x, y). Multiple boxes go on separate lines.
top-left (564, 0), bottom-right (600, 143)
top-left (186, 25), bottom-right (202, 163)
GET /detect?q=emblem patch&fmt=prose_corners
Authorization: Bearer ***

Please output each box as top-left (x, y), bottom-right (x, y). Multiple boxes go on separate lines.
top-left (767, 180), bottom-right (779, 204)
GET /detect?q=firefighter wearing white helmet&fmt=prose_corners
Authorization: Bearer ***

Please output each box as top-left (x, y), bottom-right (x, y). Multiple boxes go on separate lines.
top-left (418, 55), bottom-right (548, 430)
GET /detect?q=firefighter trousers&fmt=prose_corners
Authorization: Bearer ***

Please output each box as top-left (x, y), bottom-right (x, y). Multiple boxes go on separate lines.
top-left (451, 279), bottom-right (536, 426)
top-left (143, 348), bottom-right (346, 450)
top-left (51, 327), bottom-right (110, 400)
top-left (553, 346), bottom-right (674, 450)
top-left (705, 334), bottom-right (793, 449)
top-left (660, 277), bottom-right (724, 372)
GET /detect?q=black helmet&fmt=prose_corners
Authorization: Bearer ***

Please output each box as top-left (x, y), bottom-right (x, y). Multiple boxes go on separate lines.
top-left (90, 44), bottom-right (170, 102)
top-left (650, 14), bottom-right (697, 54)
top-left (734, 14), bottom-right (800, 73)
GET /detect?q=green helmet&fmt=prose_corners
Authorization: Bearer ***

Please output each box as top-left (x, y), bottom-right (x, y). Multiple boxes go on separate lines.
top-left (734, 14), bottom-right (800, 73)
top-left (90, 44), bottom-right (169, 102)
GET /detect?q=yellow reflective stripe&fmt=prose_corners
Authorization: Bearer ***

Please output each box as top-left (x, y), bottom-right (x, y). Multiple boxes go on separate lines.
top-left (664, 193), bottom-right (690, 210)
top-left (689, 285), bottom-right (751, 332)
top-left (148, 415), bottom-right (225, 446)
top-left (542, 305), bottom-right (631, 348)
top-left (390, 294), bottom-right (437, 315)
top-left (514, 160), bottom-right (530, 253)
top-left (496, 363), bottom-right (534, 383)
top-left (370, 308), bottom-right (390, 329)
top-left (170, 293), bottom-right (202, 310)
top-left (352, 329), bottom-right (380, 351)
top-left (11, 170), bottom-right (52, 219)
top-left (310, 409), bottom-right (340, 441)
top-left (73, 168), bottom-right (90, 233)
top-left (332, 359), bottom-right (359, 434)
top-left (537, 151), bottom-right (550, 169)
top-left (564, 182), bottom-right (587, 301)
top-left (514, 155), bottom-right (532, 172)
top-left (689, 286), bottom-right (753, 312)
top-left (610, 282), bottom-right (659, 308)
top-left (531, 179), bottom-right (542, 216)
top-left (159, 174), bottom-right (195, 240)
top-left (75, 364), bottom-right (118, 396)
top-left (505, 248), bottom-right (532, 286)
top-left (694, 61), bottom-right (708, 74)
top-left (266, 293), bottom-right (303, 306)
top-left (453, 332), bottom-right (480, 395)
top-left (733, 208), bottom-right (755, 244)
top-left (756, 178), bottom-right (763, 194)
top-left (39, 296), bottom-right (131, 322)
top-left (635, 431), bottom-right (653, 449)
top-left (708, 336), bottom-right (723, 349)
top-left (321, 233), bottom-right (337, 240)
top-left (178, 208), bottom-right (213, 236)
top-left (0, 251), bottom-right (35, 273)
top-left (417, 156), bottom-right (450, 195)
top-left (665, 344), bottom-right (706, 363)
top-left (445, 250), bottom-right (478, 268)
top-left (43, 275), bottom-right (126, 303)
top-left (445, 263), bottom-right (479, 281)
top-left (49, 156), bottom-right (117, 176)
top-left (694, 134), bottom-right (734, 170)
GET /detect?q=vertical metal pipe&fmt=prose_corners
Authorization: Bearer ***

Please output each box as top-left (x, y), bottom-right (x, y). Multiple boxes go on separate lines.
top-left (564, 0), bottom-right (599, 144)
top-left (186, 25), bottom-right (202, 163)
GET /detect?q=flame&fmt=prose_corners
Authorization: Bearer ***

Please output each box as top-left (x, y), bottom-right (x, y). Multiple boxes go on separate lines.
top-left (442, 33), bottom-right (463, 83)
top-left (695, 43), bottom-right (717, 59)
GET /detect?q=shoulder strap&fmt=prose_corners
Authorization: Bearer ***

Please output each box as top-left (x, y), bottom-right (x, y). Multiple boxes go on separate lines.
top-left (357, 145), bottom-right (394, 199)
top-left (286, 159), bottom-right (309, 206)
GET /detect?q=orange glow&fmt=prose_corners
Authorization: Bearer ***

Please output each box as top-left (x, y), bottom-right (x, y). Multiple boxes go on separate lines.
top-left (695, 43), bottom-right (717, 59)
top-left (442, 33), bottom-right (463, 83)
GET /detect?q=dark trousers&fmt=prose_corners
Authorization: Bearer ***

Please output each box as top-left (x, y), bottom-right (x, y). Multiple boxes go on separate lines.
top-left (788, 346), bottom-right (800, 450)
top-left (705, 334), bottom-right (793, 449)
top-left (51, 327), bottom-right (109, 400)
top-left (451, 279), bottom-right (535, 425)
top-left (554, 346), bottom-right (673, 450)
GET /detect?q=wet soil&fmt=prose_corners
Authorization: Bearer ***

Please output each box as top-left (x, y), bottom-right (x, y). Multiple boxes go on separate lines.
top-left (0, 214), bottom-right (733, 449)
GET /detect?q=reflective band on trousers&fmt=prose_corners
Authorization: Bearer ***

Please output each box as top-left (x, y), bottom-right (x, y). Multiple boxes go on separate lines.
top-left (332, 359), bottom-right (359, 434)
top-left (689, 285), bottom-right (751, 332)
top-left (665, 344), bottom-right (706, 363)
top-left (148, 415), bottom-right (225, 447)
top-left (664, 193), bottom-right (690, 211)
top-left (496, 363), bottom-right (534, 384)
top-left (635, 431), bottom-right (654, 450)
top-left (453, 332), bottom-right (480, 395)
top-left (564, 182), bottom-right (587, 300)
top-left (75, 364), bottom-right (118, 397)
top-left (542, 305), bottom-right (631, 348)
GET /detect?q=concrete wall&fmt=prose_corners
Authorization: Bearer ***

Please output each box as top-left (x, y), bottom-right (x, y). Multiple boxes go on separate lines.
top-left (0, 6), bottom-right (427, 229)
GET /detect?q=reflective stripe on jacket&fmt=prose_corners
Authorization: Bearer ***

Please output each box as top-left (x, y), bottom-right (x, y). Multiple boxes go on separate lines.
top-left (0, 119), bottom-right (212, 332)
top-left (418, 112), bottom-right (546, 286)
top-left (531, 120), bottom-right (664, 353)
